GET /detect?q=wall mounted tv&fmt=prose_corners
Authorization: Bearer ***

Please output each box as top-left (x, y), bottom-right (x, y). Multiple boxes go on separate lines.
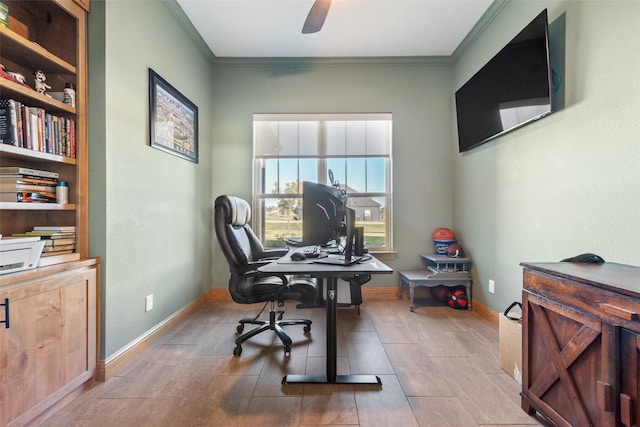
top-left (455, 9), bottom-right (553, 153)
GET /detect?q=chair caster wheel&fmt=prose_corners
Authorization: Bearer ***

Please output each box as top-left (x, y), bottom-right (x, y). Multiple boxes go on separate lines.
top-left (236, 324), bottom-right (244, 333)
top-left (284, 345), bottom-right (291, 356)
top-left (233, 345), bottom-right (242, 356)
top-left (303, 325), bottom-right (311, 334)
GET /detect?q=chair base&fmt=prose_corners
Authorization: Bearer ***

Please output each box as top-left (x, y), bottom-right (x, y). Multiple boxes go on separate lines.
top-left (233, 302), bottom-right (312, 357)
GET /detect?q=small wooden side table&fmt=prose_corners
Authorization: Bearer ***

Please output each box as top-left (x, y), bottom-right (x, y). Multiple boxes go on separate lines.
top-left (398, 254), bottom-right (473, 312)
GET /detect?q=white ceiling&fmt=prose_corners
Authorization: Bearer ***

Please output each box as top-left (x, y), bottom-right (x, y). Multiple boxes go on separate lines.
top-left (175, 0), bottom-right (495, 58)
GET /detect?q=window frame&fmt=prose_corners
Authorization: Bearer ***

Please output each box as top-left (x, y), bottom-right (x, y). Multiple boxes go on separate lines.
top-left (252, 113), bottom-right (393, 253)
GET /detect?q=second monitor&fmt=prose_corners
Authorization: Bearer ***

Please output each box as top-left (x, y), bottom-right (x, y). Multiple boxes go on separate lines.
top-left (302, 181), bottom-right (348, 246)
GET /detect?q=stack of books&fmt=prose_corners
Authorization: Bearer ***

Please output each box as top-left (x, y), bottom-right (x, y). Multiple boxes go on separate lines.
top-left (0, 166), bottom-right (58, 203)
top-left (12, 225), bottom-right (79, 266)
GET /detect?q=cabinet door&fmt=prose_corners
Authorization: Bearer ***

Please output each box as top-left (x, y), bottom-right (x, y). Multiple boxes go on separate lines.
top-left (0, 267), bottom-right (97, 426)
top-left (522, 292), bottom-right (604, 427)
top-left (620, 329), bottom-right (639, 427)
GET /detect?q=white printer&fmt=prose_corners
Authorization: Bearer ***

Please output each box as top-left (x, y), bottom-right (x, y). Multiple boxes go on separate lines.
top-left (0, 236), bottom-right (46, 275)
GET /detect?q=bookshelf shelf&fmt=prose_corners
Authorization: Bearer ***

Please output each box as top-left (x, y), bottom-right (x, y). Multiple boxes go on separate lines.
top-left (0, 25), bottom-right (77, 74)
top-left (0, 202), bottom-right (76, 210)
top-left (0, 143), bottom-right (78, 164)
top-left (0, 78), bottom-right (77, 114)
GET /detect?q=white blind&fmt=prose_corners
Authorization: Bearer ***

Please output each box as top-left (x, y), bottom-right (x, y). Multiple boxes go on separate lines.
top-left (254, 113), bottom-right (392, 158)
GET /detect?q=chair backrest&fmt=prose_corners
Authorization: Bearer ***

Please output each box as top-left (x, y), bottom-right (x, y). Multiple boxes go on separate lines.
top-left (214, 195), bottom-right (266, 274)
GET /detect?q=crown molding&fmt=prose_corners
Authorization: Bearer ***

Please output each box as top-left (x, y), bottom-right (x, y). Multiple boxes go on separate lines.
top-left (163, 0), bottom-right (217, 64)
top-left (210, 56), bottom-right (453, 67)
top-left (450, 0), bottom-right (508, 63)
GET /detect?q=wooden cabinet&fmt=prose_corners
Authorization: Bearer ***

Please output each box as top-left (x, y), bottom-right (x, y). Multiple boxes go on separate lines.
top-left (521, 262), bottom-right (640, 427)
top-left (0, 0), bottom-right (89, 258)
top-left (0, 259), bottom-right (98, 426)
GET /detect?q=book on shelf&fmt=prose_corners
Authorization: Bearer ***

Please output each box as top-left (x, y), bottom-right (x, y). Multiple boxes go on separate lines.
top-left (0, 182), bottom-right (56, 193)
top-left (14, 231), bottom-right (76, 239)
top-left (41, 249), bottom-right (75, 256)
top-left (0, 2), bottom-right (8, 28)
top-left (42, 244), bottom-right (76, 252)
top-left (32, 225), bottom-right (76, 232)
top-left (36, 237), bottom-right (75, 246)
top-left (28, 107), bottom-right (41, 152)
top-left (0, 191), bottom-right (57, 202)
top-left (0, 166), bottom-right (59, 179)
top-left (0, 176), bottom-right (58, 186)
top-left (41, 238), bottom-right (75, 246)
top-left (37, 252), bottom-right (80, 267)
top-left (0, 99), bottom-right (19, 145)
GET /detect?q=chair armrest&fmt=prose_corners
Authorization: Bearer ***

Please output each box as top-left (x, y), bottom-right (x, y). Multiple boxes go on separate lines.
top-left (258, 248), bottom-right (288, 259)
top-left (241, 267), bottom-right (289, 288)
top-left (245, 260), bottom-right (273, 270)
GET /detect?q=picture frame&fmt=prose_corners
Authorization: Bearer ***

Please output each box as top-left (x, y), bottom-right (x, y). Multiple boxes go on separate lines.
top-left (149, 68), bottom-right (198, 163)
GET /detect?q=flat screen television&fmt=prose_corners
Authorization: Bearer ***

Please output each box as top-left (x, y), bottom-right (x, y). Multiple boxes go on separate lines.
top-left (302, 181), bottom-right (348, 246)
top-left (455, 9), bottom-right (553, 153)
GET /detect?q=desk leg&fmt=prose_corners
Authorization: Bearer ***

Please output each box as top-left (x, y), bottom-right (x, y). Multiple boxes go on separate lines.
top-left (282, 277), bottom-right (381, 386)
top-left (326, 277), bottom-right (338, 381)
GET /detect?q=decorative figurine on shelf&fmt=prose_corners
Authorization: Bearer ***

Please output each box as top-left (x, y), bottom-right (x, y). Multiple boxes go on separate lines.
top-left (34, 69), bottom-right (51, 95)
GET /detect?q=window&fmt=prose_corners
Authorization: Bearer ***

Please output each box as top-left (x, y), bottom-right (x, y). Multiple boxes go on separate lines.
top-left (253, 113), bottom-right (393, 252)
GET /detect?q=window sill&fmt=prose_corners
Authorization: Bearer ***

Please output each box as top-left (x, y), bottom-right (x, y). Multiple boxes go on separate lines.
top-left (369, 251), bottom-right (397, 261)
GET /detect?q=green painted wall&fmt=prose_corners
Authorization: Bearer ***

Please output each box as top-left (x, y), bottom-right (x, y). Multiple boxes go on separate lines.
top-left (453, 0), bottom-right (640, 312)
top-left (89, 0), bottom-right (214, 359)
top-left (208, 59), bottom-right (456, 290)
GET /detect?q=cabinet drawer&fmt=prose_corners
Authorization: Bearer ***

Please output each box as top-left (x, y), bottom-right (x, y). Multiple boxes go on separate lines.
top-left (524, 269), bottom-right (640, 332)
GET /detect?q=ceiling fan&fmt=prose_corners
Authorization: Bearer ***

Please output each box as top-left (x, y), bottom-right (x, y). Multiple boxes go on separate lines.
top-left (302, 0), bottom-right (332, 34)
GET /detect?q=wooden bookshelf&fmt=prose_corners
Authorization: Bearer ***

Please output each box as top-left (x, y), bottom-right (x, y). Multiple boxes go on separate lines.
top-left (0, 0), bottom-right (87, 256)
top-left (0, 1), bottom-right (97, 425)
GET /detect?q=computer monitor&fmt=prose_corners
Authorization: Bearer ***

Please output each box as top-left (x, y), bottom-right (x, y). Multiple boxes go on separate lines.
top-left (302, 181), bottom-right (348, 246)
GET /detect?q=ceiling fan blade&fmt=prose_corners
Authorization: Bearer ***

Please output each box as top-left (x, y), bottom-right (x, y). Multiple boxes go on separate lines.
top-left (302, 0), bottom-right (332, 34)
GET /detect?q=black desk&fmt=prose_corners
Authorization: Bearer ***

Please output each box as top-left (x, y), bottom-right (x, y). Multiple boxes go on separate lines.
top-left (258, 253), bottom-right (393, 385)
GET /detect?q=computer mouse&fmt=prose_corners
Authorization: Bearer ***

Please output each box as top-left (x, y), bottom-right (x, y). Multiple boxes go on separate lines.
top-left (561, 253), bottom-right (605, 264)
top-left (290, 252), bottom-right (306, 261)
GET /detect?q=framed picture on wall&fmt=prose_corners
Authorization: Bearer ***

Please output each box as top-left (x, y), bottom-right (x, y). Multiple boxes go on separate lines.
top-left (149, 68), bottom-right (199, 163)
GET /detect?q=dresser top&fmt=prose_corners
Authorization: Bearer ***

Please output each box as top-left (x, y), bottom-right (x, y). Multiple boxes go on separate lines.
top-left (521, 262), bottom-right (640, 299)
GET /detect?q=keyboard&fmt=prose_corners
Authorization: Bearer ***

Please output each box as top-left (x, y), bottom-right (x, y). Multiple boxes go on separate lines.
top-left (300, 245), bottom-right (321, 258)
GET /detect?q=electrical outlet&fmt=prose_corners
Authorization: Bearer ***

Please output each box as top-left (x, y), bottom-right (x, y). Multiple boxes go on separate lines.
top-left (488, 279), bottom-right (495, 294)
top-left (145, 294), bottom-right (154, 312)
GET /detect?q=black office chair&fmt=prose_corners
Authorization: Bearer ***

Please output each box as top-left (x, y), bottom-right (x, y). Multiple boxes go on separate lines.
top-left (214, 195), bottom-right (319, 356)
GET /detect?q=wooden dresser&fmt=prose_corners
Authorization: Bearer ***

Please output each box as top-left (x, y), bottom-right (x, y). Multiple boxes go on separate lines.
top-left (521, 262), bottom-right (640, 427)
